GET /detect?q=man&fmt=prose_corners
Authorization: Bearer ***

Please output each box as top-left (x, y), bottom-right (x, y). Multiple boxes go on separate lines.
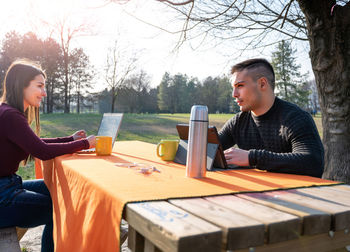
top-left (219, 58), bottom-right (324, 177)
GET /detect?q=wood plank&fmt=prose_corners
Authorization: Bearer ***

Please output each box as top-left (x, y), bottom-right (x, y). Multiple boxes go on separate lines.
top-left (126, 201), bottom-right (222, 252)
top-left (0, 227), bottom-right (21, 252)
top-left (15, 227), bottom-right (27, 241)
top-left (235, 230), bottom-right (350, 252)
top-left (294, 186), bottom-right (350, 206)
top-left (128, 226), bottom-right (144, 252)
top-left (205, 195), bottom-right (301, 244)
top-left (169, 198), bottom-right (265, 250)
top-left (327, 185), bottom-right (350, 193)
top-left (264, 190), bottom-right (350, 231)
top-left (237, 192), bottom-right (331, 235)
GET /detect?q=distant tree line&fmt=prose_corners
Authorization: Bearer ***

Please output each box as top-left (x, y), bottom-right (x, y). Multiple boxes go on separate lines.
top-left (0, 31), bottom-right (316, 115)
top-left (100, 40), bottom-right (315, 114)
top-left (98, 72), bottom-right (239, 114)
top-left (157, 73), bottom-right (238, 114)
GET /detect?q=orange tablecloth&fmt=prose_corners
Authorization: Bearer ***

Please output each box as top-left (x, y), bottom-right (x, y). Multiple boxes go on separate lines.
top-left (43, 141), bottom-right (339, 252)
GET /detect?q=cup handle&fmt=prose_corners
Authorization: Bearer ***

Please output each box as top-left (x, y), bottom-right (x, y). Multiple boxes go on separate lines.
top-left (156, 143), bottom-right (164, 157)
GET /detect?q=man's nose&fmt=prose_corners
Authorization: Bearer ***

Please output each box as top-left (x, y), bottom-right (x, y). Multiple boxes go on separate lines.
top-left (42, 88), bottom-right (47, 97)
top-left (232, 88), bottom-right (238, 98)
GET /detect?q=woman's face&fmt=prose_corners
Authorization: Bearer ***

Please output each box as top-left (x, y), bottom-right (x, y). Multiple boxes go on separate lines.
top-left (23, 74), bottom-right (46, 110)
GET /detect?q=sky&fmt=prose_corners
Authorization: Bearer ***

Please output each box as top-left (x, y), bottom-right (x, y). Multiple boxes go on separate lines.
top-left (0, 0), bottom-right (313, 91)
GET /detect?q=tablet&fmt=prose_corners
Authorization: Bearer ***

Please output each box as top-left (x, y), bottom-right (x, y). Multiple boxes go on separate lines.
top-left (175, 124), bottom-right (228, 169)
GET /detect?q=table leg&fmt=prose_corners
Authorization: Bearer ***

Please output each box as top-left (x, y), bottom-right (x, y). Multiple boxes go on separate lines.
top-left (145, 238), bottom-right (162, 252)
top-left (128, 226), bottom-right (144, 252)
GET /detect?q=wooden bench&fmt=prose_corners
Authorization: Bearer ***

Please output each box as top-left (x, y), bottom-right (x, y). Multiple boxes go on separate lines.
top-left (0, 227), bottom-right (22, 252)
top-left (125, 185), bottom-right (350, 252)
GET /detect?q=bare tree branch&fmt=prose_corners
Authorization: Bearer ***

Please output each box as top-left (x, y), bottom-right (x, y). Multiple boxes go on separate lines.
top-left (105, 39), bottom-right (138, 112)
top-left (156, 0), bottom-right (308, 50)
top-left (157, 0), bottom-right (194, 6)
top-left (174, 0), bottom-right (195, 50)
top-left (110, 0), bottom-right (308, 54)
top-left (280, 0), bottom-right (293, 28)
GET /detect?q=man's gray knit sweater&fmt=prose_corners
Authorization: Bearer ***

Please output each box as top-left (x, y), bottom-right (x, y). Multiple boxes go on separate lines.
top-left (219, 97), bottom-right (324, 177)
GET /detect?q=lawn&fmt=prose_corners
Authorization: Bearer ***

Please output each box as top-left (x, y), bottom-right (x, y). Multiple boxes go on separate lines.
top-left (17, 112), bottom-right (323, 179)
top-left (38, 113), bottom-right (235, 144)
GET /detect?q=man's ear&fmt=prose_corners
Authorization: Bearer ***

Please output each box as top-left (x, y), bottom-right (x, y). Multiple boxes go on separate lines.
top-left (258, 77), bottom-right (269, 90)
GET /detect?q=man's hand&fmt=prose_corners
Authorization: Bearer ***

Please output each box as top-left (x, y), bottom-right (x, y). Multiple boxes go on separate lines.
top-left (72, 130), bottom-right (87, 140)
top-left (224, 147), bottom-right (250, 166)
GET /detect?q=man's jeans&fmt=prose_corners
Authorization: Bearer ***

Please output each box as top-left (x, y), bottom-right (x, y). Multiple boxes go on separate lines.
top-left (0, 174), bottom-right (54, 252)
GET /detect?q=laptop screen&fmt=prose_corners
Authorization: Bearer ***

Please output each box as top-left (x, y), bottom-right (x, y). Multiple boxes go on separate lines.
top-left (97, 113), bottom-right (124, 146)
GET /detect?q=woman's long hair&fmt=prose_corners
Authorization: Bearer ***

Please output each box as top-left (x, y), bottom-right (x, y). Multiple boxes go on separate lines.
top-left (1, 59), bottom-right (46, 134)
top-left (1, 59), bottom-right (46, 164)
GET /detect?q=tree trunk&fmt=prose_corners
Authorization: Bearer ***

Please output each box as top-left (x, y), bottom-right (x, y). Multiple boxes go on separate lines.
top-left (64, 51), bottom-right (70, 113)
top-left (46, 88), bottom-right (50, 114)
top-left (298, 1), bottom-right (350, 183)
top-left (77, 91), bottom-right (80, 114)
top-left (111, 87), bottom-right (116, 113)
top-left (49, 82), bottom-right (53, 113)
top-left (42, 97), bottom-right (46, 113)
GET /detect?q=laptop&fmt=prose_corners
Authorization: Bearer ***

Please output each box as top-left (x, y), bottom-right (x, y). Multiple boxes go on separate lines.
top-left (78, 113), bottom-right (123, 153)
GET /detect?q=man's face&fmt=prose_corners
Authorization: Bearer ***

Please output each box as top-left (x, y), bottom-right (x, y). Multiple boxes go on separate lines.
top-left (232, 70), bottom-right (262, 113)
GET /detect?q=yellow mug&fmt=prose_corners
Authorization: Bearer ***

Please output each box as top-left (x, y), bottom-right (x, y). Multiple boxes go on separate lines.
top-left (96, 136), bottom-right (112, 156)
top-left (156, 140), bottom-right (179, 161)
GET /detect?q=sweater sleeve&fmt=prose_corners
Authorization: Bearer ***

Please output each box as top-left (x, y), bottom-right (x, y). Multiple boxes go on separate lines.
top-left (218, 115), bottom-right (238, 150)
top-left (4, 110), bottom-right (89, 160)
top-left (248, 112), bottom-right (324, 177)
top-left (42, 136), bottom-right (74, 143)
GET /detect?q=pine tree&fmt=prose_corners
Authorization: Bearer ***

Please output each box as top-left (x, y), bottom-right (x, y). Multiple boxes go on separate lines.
top-left (157, 72), bottom-right (172, 112)
top-left (271, 40), bottom-right (310, 109)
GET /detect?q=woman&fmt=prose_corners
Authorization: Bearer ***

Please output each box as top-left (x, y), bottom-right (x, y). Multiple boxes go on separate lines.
top-left (0, 59), bottom-right (95, 252)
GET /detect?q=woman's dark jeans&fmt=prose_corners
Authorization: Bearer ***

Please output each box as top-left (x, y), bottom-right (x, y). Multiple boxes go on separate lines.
top-left (0, 174), bottom-right (54, 252)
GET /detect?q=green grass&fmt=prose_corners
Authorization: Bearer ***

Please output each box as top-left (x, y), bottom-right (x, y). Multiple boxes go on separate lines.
top-left (18, 161), bottom-right (35, 180)
top-left (39, 113), bottom-right (102, 138)
top-left (17, 113), bottom-right (323, 179)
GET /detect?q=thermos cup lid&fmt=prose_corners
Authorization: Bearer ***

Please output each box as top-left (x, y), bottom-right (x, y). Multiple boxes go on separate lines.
top-left (190, 105), bottom-right (208, 121)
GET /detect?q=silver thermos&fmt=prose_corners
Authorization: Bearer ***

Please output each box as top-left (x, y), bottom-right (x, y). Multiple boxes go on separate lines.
top-left (186, 105), bottom-right (208, 178)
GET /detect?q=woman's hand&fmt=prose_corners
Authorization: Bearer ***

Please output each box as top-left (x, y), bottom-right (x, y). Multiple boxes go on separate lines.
top-left (86, 135), bottom-right (96, 149)
top-left (72, 130), bottom-right (87, 140)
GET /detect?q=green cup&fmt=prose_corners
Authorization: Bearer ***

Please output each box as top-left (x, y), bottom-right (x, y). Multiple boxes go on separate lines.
top-left (156, 140), bottom-right (179, 161)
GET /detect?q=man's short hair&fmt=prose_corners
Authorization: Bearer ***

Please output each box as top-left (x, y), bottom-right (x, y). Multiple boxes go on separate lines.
top-left (231, 58), bottom-right (275, 90)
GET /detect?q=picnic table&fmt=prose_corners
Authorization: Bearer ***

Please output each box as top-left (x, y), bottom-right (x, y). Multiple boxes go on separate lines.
top-left (42, 141), bottom-right (349, 252)
top-left (126, 185), bottom-right (350, 252)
